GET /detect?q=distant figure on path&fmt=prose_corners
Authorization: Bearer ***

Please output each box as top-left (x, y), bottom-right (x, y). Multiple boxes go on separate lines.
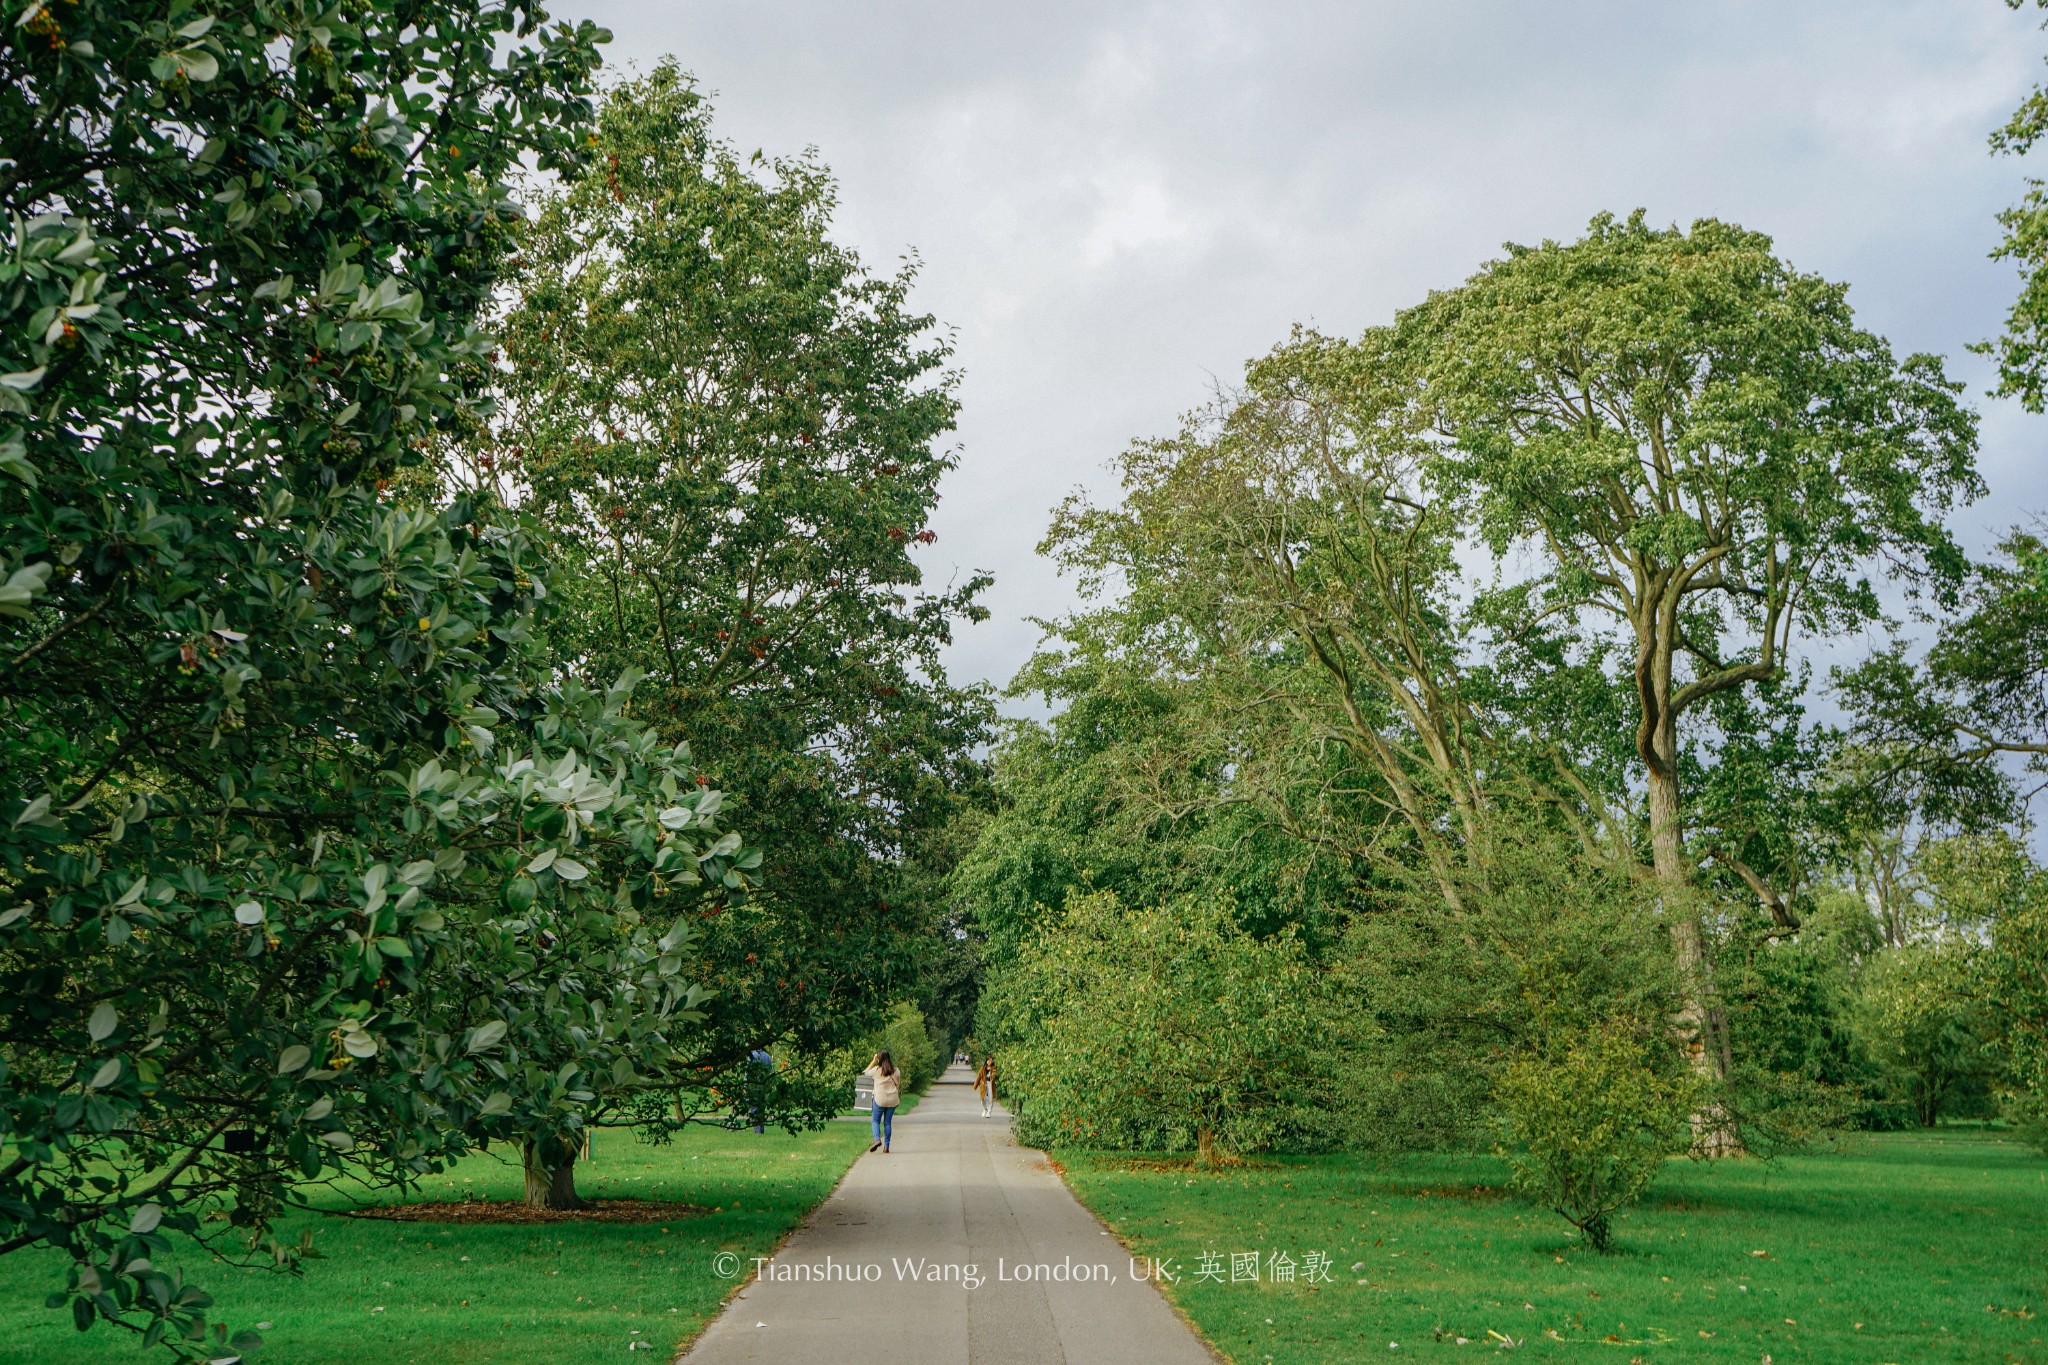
top-left (973, 1054), bottom-right (998, 1118)
top-left (748, 1048), bottom-right (774, 1135)
top-left (863, 1050), bottom-right (901, 1153)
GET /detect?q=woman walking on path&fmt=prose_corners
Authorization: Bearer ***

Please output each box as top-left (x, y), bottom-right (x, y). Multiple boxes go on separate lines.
top-left (864, 1051), bottom-right (901, 1153)
top-left (973, 1055), bottom-right (998, 1118)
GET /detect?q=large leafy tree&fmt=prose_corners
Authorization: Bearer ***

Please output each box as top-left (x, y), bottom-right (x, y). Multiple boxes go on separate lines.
top-left (1397, 213), bottom-right (1980, 1139)
top-left (488, 65), bottom-right (995, 1088)
top-left (1035, 329), bottom-right (1645, 920)
top-left (1985, 0), bottom-right (2048, 407)
top-left (0, 1), bottom-right (758, 1353)
top-left (1838, 534), bottom-right (2048, 811)
top-left (1039, 331), bottom-right (1492, 912)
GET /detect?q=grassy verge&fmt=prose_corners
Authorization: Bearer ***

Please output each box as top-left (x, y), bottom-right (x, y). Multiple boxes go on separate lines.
top-left (0, 1120), bottom-right (871, 1365)
top-left (1056, 1129), bottom-right (2048, 1363)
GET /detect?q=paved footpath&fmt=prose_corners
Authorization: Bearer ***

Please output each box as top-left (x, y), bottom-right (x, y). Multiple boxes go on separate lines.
top-left (677, 1064), bottom-right (1217, 1365)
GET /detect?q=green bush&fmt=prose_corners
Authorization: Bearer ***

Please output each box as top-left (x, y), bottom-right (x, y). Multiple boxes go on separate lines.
top-left (1494, 1021), bottom-right (1696, 1253)
top-left (1715, 903), bottom-right (1874, 1150)
top-left (1338, 833), bottom-right (1681, 1154)
top-left (991, 891), bottom-right (1343, 1161)
top-left (882, 1001), bottom-right (943, 1095)
top-left (1986, 876), bottom-right (2048, 1153)
top-left (1854, 941), bottom-right (2000, 1127)
top-left (814, 1001), bottom-right (941, 1103)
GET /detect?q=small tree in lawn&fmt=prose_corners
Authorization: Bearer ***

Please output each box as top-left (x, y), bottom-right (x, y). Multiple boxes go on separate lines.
top-left (1494, 1021), bottom-right (1696, 1253)
top-left (416, 673), bottom-right (761, 1212)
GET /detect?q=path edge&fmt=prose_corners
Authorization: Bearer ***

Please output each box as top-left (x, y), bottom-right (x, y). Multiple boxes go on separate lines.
top-left (1040, 1151), bottom-right (1234, 1365)
top-left (661, 1127), bottom-right (874, 1363)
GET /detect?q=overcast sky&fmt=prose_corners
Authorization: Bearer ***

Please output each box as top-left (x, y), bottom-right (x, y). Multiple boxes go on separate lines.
top-left (568, 0), bottom-right (2048, 700)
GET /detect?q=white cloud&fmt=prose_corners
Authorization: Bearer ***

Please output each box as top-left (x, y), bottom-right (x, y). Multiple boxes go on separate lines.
top-left (572, 0), bottom-right (2048, 699)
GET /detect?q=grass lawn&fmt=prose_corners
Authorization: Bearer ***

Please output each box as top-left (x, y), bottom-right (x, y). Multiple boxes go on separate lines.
top-left (1057, 1129), bottom-right (2048, 1364)
top-left (0, 1114), bottom-right (886, 1365)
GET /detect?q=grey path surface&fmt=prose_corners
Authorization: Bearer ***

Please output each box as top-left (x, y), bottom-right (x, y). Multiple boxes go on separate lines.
top-left (677, 1064), bottom-right (1218, 1365)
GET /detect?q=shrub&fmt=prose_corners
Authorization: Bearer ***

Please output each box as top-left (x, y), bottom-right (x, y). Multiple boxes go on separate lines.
top-left (994, 891), bottom-right (1343, 1161)
top-left (1494, 1021), bottom-right (1696, 1253)
top-left (817, 1001), bottom-right (942, 1103)
top-left (882, 1001), bottom-right (944, 1095)
top-left (1338, 832), bottom-right (1681, 1153)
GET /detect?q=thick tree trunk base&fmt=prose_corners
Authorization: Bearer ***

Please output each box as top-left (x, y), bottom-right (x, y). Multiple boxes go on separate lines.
top-left (522, 1147), bottom-right (588, 1211)
top-left (1688, 1101), bottom-right (1745, 1159)
top-left (1193, 1127), bottom-right (1244, 1169)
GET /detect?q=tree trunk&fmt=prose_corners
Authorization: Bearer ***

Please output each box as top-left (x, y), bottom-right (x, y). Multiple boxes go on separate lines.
top-left (522, 1139), bottom-right (588, 1211)
top-left (1917, 1078), bottom-right (1944, 1129)
top-left (1642, 656), bottom-right (1743, 1158)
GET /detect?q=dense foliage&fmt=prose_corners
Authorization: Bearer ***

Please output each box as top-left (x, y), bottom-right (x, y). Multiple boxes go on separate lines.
top-left (1494, 1020), bottom-right (1697, 1252)
top-left (1852, 941), bottom-right (2000, 1128)
top-left (1983, 874), bottom-right (2048, 1150)
top-left (486, 65), bottom-right (995, 1112)
top-left (0, 0), bottom-right (777, 1352)
top-left (961, 206), bottom-right (2048, 1246)
top-left (990, 891), bottom-right (1343, 1160)
top-left (979, 214), bottom-right (1980, 1161)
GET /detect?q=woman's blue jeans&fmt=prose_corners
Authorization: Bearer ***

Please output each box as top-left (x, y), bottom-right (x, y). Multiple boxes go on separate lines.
top-left (870, 1104), bottom-right (896, 1146)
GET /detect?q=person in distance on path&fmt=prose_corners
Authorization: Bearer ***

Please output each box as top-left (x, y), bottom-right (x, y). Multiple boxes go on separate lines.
top-left (973, 1054), bottom-right (998, 1118)
top-left (863, 1051), bottom-right (900, 1153)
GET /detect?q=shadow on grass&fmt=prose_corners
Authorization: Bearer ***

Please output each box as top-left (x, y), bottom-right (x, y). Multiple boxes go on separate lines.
top-left (1403, 1181), bottom-right (1514, 1203)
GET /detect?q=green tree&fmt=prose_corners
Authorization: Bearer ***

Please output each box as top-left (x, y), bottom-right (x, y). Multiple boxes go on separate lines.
top-left (1038, 329), bottom-right (1504, 915)
top-left (0, 0), bottom-right (777, 1350)
top-left (1494, 1020), bottom-right (1696, 1253)
top-left (1985, 0), bottom-right (2048, 408)
top-left (990, 891), bottom-right (1343, 1163)
top-left (489, 64), bottom-right (995, 1091)
top-left (1854, 941), bottom-right (1999, 1128)
top-left (426, 675), bottom-right (759, 1213)
top-left (1342, 821), bottom-right (1683, 1153)
top-left (1838, 534), bottom-right (2048, 821)
top-left (1400, 212), bottom-right (1980, 1141)
top-left (1985, 872), bottom-right (2048, 1151)
top-left (822, 1000), bottom-right (943, 1098)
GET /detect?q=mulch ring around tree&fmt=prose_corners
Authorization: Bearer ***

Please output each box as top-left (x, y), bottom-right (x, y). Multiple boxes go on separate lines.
top-left (1105, 1155), bottom-right (1271, 1174)
top-left (351, 1199), bottom-right (711, 1225)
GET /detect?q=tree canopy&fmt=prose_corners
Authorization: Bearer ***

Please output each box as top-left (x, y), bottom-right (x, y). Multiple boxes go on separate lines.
top-left (0, 1), bottom-right (757, 1352)
top-left (487, 64), bottom-right (995, 1096)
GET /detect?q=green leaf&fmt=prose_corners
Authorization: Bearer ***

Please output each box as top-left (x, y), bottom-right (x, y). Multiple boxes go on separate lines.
top-left (466, 1019), bottom-right (507, 1052)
